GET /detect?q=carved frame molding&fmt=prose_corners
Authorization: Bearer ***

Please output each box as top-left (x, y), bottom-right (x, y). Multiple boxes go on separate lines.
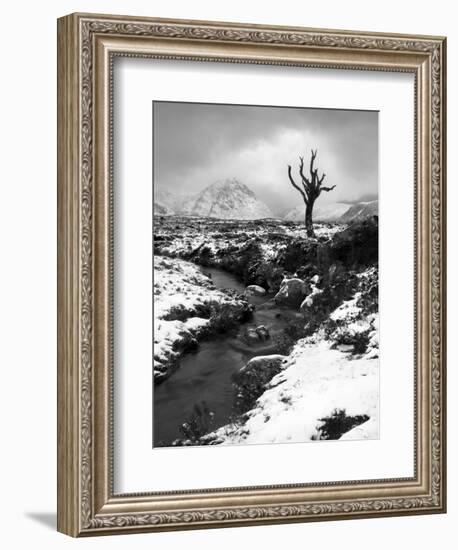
top-left (57, 13), bottom-right (446, 536)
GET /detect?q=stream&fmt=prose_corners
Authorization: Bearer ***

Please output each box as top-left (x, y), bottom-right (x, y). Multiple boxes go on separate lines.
top-left (153, 266), bottom-right (299, 446)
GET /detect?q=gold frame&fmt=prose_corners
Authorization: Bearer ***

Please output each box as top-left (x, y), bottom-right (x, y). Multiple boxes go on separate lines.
top-left (57, 12), bottom-right (447, 537)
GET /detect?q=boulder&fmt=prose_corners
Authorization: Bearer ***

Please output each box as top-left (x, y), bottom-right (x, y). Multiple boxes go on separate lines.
top-left (233, 354), bottom-right (287, 412)
top-left (245, 284), bottom-right (267, 297)
top-left (243, 325), bottom-right (270, 344)
top-left (274, 277), bottom-right (309, 308)
top-left (300, 283), bottom-right (324, 313)
top-left (238, 354), bottom-right (287, 376)
top-left (255, 325), bottom-right (270, 341)
top-left (245, 328), bottom-right (260, 344)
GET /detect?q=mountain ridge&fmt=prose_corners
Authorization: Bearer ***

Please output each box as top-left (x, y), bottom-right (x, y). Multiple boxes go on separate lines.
top-left (155, 180), bottom-right (378, 223)
top-left (284, 202), bottom-right (350, 222)
top-left (154, 178), bottom-right (273, 220)
top-left (339, 200), bottom-right (378, 222)
top-left (284, 199), bottom-right (378, 223)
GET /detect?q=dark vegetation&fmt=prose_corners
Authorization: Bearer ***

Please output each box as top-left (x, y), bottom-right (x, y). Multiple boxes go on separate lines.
top-left (313, 408), bottom-right (370, 440)
top-left (173, 402), bottom-right (245, 446)
top-left (232, 355), bottom-right (286, 414)
top-left (178, 401), bottom-right (215, 443)
top-left (271, 316), bottom-right (309, 355)
top-left (164, 299), bottom-right (253, 333)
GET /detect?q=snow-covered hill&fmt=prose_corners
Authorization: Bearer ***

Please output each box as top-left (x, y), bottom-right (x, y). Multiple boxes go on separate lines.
top-left (284, 202), bottom-right (350, 222)
top-left (339, 200), bottom-right (378, 222)
top-left (189, 178), bottom-right (273, 219)
top-left (154, 188), bottom-right (192, 215)
top-left (155, 179), bottom-right (273, 220)
top-left (153, 201), bottom-right (174, 215)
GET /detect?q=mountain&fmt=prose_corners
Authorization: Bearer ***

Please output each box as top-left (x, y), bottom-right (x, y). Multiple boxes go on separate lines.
top-left (154, 188), bottom-right (192, 215)
top-left (189, 179), bottom-right (273, 219)
top-left (339, 200), bottom-right (378, 222)
top-left (284, 202), bottom-right (351, 222)
top-left (283, 200), bottom-right (379, 223)
top-left (154, 179), bottom-right (273, 220)
top-left (154, 201), bottom-right (174, 215)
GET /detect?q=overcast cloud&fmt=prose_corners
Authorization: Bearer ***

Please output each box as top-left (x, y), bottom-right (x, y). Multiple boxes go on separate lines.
top-left (153, 101), bottom-right (378, 215)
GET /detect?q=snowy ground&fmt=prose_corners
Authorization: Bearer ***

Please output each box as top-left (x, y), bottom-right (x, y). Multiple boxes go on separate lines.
top-left (206, 338), bottom-right (378, 444)
top-left (202, 277), bottom-right (379, 445)
top-left (154, 216), bottom-right (344, 264)
top-left (154, 256), bottom-right (250, 381)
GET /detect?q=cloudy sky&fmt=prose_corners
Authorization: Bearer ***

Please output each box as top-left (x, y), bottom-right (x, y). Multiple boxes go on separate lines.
top-left (153, 101), bottom-right (378, 215)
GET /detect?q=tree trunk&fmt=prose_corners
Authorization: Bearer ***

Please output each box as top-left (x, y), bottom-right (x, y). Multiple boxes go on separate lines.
top-left (305, 200), bottom-right (315, 237)
top-left (287, 150), bottom-right (335, 239)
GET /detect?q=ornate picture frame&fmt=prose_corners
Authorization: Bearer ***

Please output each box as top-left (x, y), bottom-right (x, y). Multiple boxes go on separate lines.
top-left (57, 12), bottom-right (446, 536)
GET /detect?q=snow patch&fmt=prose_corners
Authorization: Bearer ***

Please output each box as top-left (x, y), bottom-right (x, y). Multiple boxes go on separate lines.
top-left (330, 292), bottom-right (362, 322)
top-left (209, 338), bottom-right (379, 445)
top-left (153, 256), bottom-right (249, 380)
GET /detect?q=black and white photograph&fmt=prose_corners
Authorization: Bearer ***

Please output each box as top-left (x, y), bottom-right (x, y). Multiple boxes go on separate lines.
top-left (153, 101), bottom-right (379, 448)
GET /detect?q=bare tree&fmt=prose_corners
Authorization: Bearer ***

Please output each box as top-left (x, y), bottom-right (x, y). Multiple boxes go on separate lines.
top-left (287, 149), bottom-right (336, 238)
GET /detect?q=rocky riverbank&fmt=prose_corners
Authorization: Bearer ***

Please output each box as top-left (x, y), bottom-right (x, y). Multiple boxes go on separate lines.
top-left (153, 256), bottom-right (253, 383)
top-left (198, 266), bottom-right (379, 446)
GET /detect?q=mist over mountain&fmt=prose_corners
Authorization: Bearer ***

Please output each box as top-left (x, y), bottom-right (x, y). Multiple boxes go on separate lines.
top-left (154, 179), bottom-right (273, 220)
top-left (341, 192), bottom-right (378, 205)
top-left (339, 200), bottom-right (378, 222)
top-left (284, 199), bottom-right (378, 223)
top-left (155, 179), bottom-right (379, 224)
top-left (154, 188), bottom-right (193, 216)
top-left (284, 202), bottom-right (351, 222)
